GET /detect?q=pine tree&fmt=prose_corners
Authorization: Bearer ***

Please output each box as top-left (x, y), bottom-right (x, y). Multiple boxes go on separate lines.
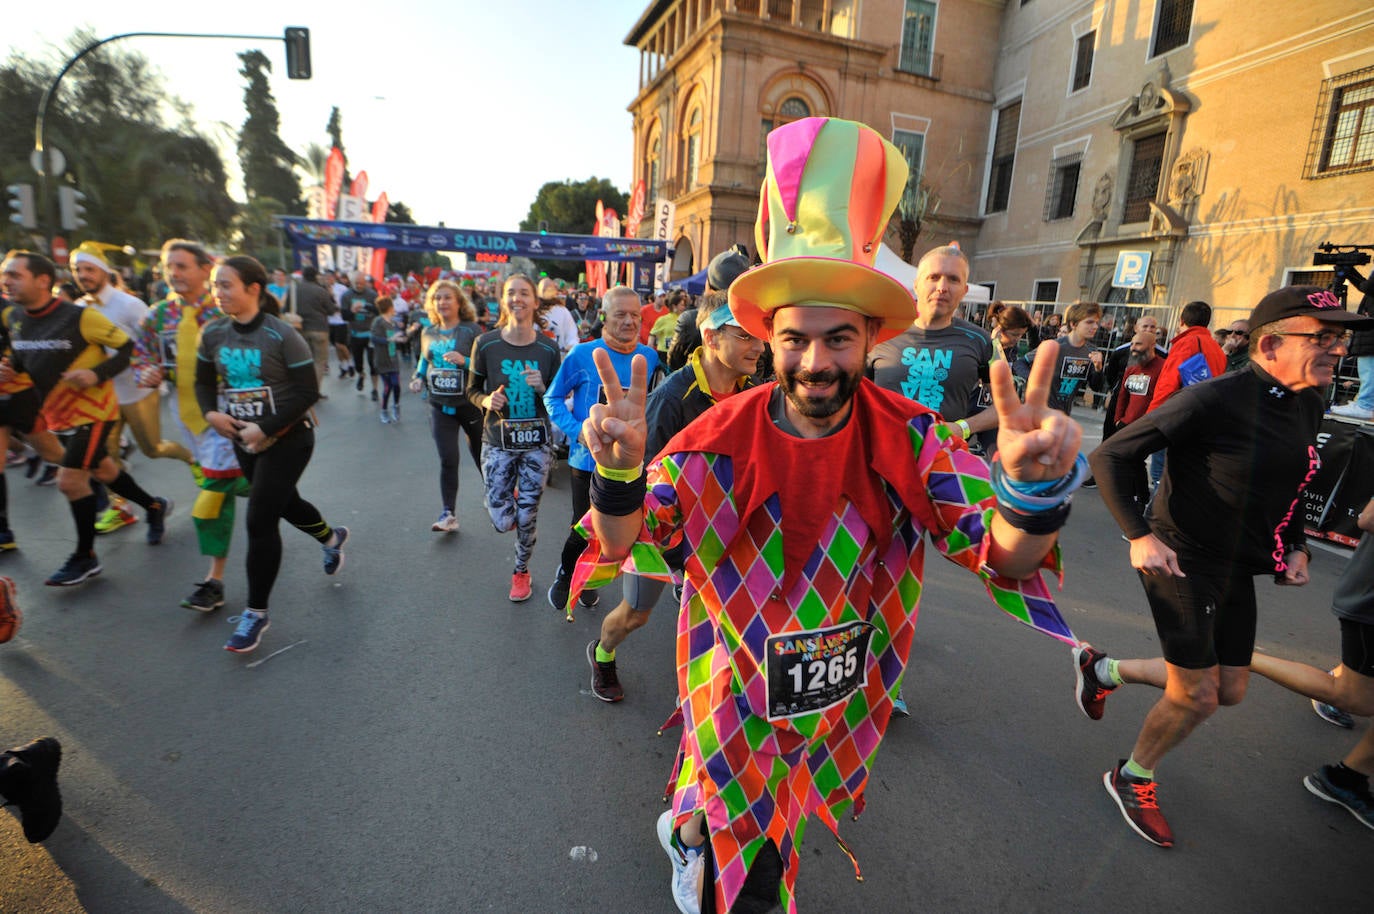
top-left (237, 50), bottom-right (302, 215)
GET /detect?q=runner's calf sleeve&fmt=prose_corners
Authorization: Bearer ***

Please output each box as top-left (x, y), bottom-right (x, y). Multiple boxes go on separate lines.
top-left (106, 471), bottom-right (155, 511)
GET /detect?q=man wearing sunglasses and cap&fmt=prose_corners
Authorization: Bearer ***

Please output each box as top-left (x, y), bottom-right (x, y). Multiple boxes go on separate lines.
top-left (1078, 285), bottom-right (1374, 849)
top-left (573, 117), bottom-right (1082, 914)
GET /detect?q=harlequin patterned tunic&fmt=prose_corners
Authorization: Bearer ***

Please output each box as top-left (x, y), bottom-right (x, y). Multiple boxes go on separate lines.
top-left (573, 380), bottom-right (1072, 913)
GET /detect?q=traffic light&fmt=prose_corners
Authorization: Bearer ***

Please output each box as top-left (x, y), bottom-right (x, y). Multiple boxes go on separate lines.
top-left (58, 186), bottom-right (87, 231)
top-left (285, 27), bottom-right (312, 79)
top-left (6, 184), bottom-right (36, 229)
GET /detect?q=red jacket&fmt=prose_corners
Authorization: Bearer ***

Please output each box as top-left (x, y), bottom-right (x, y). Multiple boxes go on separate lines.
top-left (1147, 325), bottom-right (1227, 411)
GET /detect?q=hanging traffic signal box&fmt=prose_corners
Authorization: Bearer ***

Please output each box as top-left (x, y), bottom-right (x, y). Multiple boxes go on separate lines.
top-left (6, 184), bottom-right (36, 229)
top-left (58, 187), bottom-right (87, 231)
top-left (285, 28), bottom-right (312, 79)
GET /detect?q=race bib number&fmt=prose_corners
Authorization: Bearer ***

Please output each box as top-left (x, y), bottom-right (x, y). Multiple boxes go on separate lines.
top-left (427, 367), bottom-right (464, 397)
top-left (1060, 356), bottom-right (1090, 380)
top-left (1125, 373), bottom-right (1152, 395)
top-left (225, 386), bottom-right (276, 420)
top-left (499, 417), bottom-right (550, 450)
top-left (158, 330), bottom-right (178, 369)
top-left (765, 620), bottom-right (875, 721)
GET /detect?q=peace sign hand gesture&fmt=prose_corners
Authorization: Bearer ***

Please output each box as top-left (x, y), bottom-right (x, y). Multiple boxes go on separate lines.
top-left (583, 348), bottom-right (648, 471)
top-left (990, 341), bottom-right (1083, 482)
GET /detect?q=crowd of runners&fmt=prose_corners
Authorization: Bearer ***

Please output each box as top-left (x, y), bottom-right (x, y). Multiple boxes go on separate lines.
top-left (1, 115), bottom-right (1372, 912)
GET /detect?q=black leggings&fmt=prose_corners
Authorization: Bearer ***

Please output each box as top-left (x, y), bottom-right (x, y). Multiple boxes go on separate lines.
top-left (429, 404), bottom-right (483, 513)
top-left (236, 428), bottom-right (331, 609)
top-left (558, 467), bottom-right (592, 577)
top-left (349, 339), bottom-right (375, 379)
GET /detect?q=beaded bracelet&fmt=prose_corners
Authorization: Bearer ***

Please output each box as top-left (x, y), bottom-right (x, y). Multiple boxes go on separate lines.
top-left (990, 453), bottom-right (1089, 514)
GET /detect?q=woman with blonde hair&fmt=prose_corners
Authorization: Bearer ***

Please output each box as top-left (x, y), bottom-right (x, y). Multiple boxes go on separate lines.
top-left (410, 279), bottom-right (484, 532)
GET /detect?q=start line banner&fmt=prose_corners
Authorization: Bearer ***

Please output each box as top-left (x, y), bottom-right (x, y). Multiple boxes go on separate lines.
top-left (276, 217), bottom-right (671, 263)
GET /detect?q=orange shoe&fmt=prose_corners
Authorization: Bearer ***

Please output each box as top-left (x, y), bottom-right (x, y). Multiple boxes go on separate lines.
top-left (0, 576), bottom-right (21, 643)
top-left (509, 570), bottom-right (532, 602)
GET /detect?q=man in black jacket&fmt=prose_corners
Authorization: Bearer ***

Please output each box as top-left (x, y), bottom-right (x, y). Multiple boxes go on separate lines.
top-left (1076, 286), bottom-right (1374, 848)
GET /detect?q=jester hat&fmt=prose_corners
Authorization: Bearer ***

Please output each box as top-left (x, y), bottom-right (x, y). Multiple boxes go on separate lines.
top-left (729, 117), bottom-right (915, 344)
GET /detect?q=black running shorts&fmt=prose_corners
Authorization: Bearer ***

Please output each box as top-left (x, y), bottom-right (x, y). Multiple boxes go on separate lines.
top-left (1139, 556), bottom-right (1257, 669)
top-left (0, 389), bottom-right (43, 435)
top-left (1340, 618), bottom-right (1374, 678)
top-left (59, 420), bottom-right (114, 470)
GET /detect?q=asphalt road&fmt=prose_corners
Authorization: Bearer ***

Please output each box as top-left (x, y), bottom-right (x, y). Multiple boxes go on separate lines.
top-left (0, 377), bottom-right (1367, 913)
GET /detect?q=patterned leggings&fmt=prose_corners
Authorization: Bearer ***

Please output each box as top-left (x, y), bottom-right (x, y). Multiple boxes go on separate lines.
top-left (480, 443), bottom-right (552, 573)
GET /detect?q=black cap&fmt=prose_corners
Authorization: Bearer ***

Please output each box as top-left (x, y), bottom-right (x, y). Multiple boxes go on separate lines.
top-left (707, 244), bottom-right (751, 292)
top-left (1248, 285), bottom-right (1374, 330)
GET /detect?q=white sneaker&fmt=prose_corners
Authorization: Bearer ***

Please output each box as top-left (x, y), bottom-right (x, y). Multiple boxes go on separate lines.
top-left (1330, 402), bottom-right (1373, 420)
top-left (431, 510), bottom-right (459, 533)
top-left (657, 811), bottom-right (704, 914)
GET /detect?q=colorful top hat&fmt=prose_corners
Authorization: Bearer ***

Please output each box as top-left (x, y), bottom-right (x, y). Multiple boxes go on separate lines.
top-left (728, 117), bottom-right (915, 344)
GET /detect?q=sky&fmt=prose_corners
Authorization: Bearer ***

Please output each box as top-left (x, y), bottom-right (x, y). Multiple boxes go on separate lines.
top-left (10, 0), bottom-right (654, 232)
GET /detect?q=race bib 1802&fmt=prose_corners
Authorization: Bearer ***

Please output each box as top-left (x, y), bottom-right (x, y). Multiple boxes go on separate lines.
top-left (499, 417), bottom-right (550, 451)
top-left (765, 620), bottom-right (876, 721)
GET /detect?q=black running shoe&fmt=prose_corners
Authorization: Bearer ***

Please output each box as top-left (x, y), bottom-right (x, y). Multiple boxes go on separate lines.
top-left (578, 587), bottom-right (600, 608)
top-left (0, 737), bottom-right (62, 843)
top-left (181, 579), bottom-right (225, 613)
top-left (1304, 765), bottom-right (1374, 830)
top-left (146, 496), bottom-right (173, 545)
top-left (35, 465), bottom-right (58, 487)
top-left (547, 570), bottom-right (571, 612)
top-left (587, 639), bottom-right (624, 702)
top-left (45, 553), bottom-right (102, 587)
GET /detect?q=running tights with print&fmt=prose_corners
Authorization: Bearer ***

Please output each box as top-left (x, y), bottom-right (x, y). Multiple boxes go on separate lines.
top-left (348, 339), bottom-right (375, 380)
top-left (235, 428), bottom-right (333, 609)
top-left (430, 404), bottom-right (483, 513)
top-left (380, 371), bottom-right (400, 409)
top-left (480, 443), bottom-right (551, 573)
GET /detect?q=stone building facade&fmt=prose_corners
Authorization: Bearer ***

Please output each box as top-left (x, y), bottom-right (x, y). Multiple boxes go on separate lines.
top-left (625, 0), bottom-right (1374, 328)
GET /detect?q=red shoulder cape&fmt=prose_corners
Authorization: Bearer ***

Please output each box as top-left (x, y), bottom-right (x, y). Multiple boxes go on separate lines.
top-left (656, 379), bottom-right (946, 592)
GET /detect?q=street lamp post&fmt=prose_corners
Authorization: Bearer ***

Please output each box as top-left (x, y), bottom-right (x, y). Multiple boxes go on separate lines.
top-left (32, 28), bottom-right (312, 250)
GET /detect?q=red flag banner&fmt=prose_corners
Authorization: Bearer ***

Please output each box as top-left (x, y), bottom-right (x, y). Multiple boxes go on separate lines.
top-left (324, 147), bottom-right (345, 219)
top-left (350, 171), bottom-right (369, 201)
top-left (626, 180), bottom-right (646, 237)
top-left (370, 192), bottom-right (390, 282)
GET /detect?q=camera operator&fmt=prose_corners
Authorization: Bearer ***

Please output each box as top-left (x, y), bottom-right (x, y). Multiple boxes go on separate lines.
top-left (1330, 262), bottom-right (1374, 421)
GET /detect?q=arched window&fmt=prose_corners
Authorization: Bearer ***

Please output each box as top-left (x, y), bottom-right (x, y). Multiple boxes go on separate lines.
top-left (646, 124), bottom-right (662, 201)
top-left (760, 97), bottom-right (812, 175)
top-left (684, 107), bottom-right (703, 190)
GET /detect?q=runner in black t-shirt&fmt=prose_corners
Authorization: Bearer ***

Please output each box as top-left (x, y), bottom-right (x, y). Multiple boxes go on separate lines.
top-left (1073, 286), bottom-right (1374, 848)
top-left (196, 256), bottom-right (347, 655)
top-left (466, 274), bottom-right (561, 602)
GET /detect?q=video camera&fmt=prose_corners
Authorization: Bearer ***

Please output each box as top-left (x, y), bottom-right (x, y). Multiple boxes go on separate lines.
top-left (1314, 243), bottom-right (1373, 306)
top-left (1313, 242), bottom-right (1372, 270)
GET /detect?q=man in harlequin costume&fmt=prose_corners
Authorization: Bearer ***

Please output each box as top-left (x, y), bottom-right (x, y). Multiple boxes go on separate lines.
top-left (573, 117), bottom-right (1086, 913)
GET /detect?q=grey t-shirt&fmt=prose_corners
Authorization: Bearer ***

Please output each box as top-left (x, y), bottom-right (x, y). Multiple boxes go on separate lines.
top-left (1333, 533), bottom-right (1374, 624)
top-left (1019, 338), bottom-right (1095, 415)
top-left (865, 318), bottom-right (993, 421)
